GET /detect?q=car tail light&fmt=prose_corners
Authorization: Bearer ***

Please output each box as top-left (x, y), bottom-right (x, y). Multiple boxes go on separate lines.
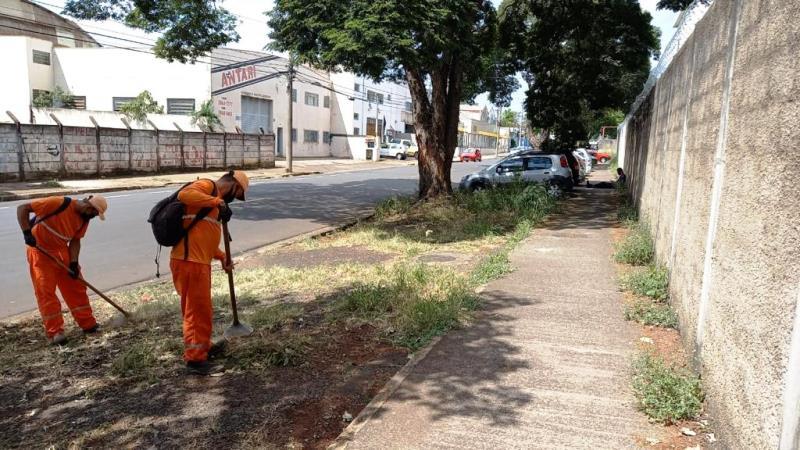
top-left (560, 155), bottom-right (569, 168)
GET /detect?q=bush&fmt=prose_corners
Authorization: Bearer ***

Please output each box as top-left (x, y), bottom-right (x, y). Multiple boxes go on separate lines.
top-left (623, 265), bottom-right (669, 301)
top-left (615, 222), bottom-right (654, 265)
top-left (624, 299), bottom-right (678, 328)
top-left (632, 353), bottom-right (704, 423)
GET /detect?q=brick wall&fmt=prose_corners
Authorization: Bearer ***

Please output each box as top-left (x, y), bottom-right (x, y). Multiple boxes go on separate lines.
top-left (0, 123), bottom-right (275, 181)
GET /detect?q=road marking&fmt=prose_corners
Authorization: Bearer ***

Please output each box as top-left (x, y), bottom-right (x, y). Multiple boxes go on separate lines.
top-left (106, 194), bottom-right (133, 199)
top-left (0, 207), bottom-right (9, 210)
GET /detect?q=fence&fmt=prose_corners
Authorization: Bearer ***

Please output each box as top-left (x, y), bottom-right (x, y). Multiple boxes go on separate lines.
top-left (620, 0), bottom-right (800, 448)
top-left (0, 120), bottom-right (275, 181)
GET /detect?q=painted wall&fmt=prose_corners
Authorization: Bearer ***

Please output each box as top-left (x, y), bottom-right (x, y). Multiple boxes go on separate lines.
top-left (622, 1), bottom-right (800, 448)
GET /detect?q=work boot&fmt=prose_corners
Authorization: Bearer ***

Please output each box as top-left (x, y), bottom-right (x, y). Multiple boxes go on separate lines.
top-left (186, 360), bottom-right (224, 376)
top-left (49, 333), bottom-right (67, 346)
top-left (208, 339), bottom-right (227, 360)
top-left (83, 324), bottom-right (100, 334)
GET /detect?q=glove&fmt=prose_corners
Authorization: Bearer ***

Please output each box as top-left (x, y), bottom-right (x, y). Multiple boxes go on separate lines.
top-left (23, 229), bottom-right (36, 247)
top-left (218, 203), bottom-right (233, 224)
top-left (69, 261), bottom-right (81, 279)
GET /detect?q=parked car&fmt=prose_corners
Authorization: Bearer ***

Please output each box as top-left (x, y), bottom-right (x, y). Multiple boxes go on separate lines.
top-left (573, 148), bottom-right (593, 174)
top-left (459, 148), bottom-right (482, 162)
top-left (389, 138), bottom-right (419, 158)
top-left (587, 148), bottom-right (612, 164)
top-left (459, 153), bottom-right (573, 194)
top-left (380, 142), bottom-right (408, 160)
top-left (509, 145), bottom-right (534, 156)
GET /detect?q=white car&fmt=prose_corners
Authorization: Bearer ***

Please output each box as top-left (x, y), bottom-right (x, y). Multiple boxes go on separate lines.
top-left (380, 142), bottom-right (408, 160)
top-left (573, 148), bottom-right (593, 174)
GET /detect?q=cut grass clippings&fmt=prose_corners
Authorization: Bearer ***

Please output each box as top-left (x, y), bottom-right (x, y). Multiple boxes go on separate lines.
top-left (632, 352), bottom-right (704, 424)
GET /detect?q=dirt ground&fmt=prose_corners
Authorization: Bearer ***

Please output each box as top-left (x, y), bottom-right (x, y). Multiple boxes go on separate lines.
top-left (612, 223), bottom-right (718, 449)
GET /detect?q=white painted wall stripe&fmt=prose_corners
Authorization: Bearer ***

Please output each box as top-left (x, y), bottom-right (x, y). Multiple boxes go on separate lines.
top-left (696, 0), bottom-right (743, 351)
top-left (669, 37), bottom-right (698, 268)
top-left (780, 286), bottom-right (800, 449)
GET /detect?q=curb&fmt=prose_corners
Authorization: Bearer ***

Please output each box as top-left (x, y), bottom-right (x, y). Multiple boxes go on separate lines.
top-left (328, 335), bottom-right (443, 450)
top-left (0, 170), bottom-right (319, 202)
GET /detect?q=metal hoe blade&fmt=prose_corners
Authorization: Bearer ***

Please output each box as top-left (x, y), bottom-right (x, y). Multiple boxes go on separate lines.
top-left (224, 321), bottom-right (253, 339)
top-left (221, 222), bottom-right (253, 340)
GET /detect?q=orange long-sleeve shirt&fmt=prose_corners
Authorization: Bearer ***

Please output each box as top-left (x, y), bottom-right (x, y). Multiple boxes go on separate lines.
top-left (30, 197), bottom-right (89, 254)
top-left (170, 179), bottom-right (226, 265)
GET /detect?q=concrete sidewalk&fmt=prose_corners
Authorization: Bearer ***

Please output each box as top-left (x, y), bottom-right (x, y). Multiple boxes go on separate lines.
top-left (0, 158), bottom-right (415, 201)
top-left (338, 186), bottom-right (663, 448)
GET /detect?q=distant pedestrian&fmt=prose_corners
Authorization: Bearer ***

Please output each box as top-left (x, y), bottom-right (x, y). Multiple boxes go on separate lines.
top-left (17, 195), bottom-right (108, 345)
top-left (616, 168), bottom-right (627, 188)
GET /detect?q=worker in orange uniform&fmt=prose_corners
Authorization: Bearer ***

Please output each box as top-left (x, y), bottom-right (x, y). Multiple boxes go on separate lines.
top-left (17, 195), bottom-right (108, 345)
top-left (171, 170), bottom-right (249, 376)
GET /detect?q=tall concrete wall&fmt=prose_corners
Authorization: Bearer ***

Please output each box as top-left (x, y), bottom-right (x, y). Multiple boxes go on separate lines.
top-left (0, 123), bottom-right (275, 181)
top-left (622, 1), bottom-right (800, 448)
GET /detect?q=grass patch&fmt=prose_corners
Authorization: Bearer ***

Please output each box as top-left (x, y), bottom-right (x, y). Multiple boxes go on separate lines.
top-left (471, 251), bottom-right (511, 285)
top-left (247, 303), bottom-right (304, 331)
top-left (229, 335), bottom-right (309, 369)
top-left (375, 195), bottom-right (415, 218)
top-left (624, 298), bottom-right (678, 328)
top-left (334, 263), bottom-right (479, 351)
top-left (632, 352), bottom-right (704, 424)
top-left (614, 221), bottom-right (654, 265)
top-left (39, 179), bottom-right (64, 188)
top-left (111, 342), bottom-right (159, 378)
top-left (623, 265), bottom-right (669, 301)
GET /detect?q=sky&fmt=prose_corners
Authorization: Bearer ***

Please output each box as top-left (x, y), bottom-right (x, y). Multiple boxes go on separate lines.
top-left (39, 0), bottom-right (678, 114)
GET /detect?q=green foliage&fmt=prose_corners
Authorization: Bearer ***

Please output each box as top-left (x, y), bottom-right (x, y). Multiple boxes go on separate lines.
top-left (615, 222), bottom-right (654, 266)
top-left (618, 199), bottom-right (638, 223)
top-left (190, 99), bottom-right (223, 132)
top-left (632, 353), bottom-right (704, 423)
top-left (625, 299), bottom-right (678, 328)
top-left (499, 109), bottom-right (519, 127)
top-left (589, 109), bottom-right (625, 139)
top-left (500, 0), bottom-right (659, 147)
top-left (32, 87), bottom-right (75, 108)
top-left (471, 251), bottom-right (512, 285)
top-left (119, 90), bottom-right (164, 124)
top-left (656, 0), bottom-right (709, 12)
top-left (111, 342), bottom-right (158, 377)
top-left (230, 336), bottom-right (309, 369)
top-left (63, 0), bottom-right (239, 62)
top-left (623, 265), bottom-right (669, 301)
top-left (248, 303), bottom-right (305, 331)
top-left (375, 196), bottom-right (415, 219)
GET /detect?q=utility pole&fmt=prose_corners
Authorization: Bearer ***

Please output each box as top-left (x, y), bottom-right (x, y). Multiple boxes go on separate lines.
top-left (373, 98), bottom-right (381, 162)
top-left (286, 55), bottom-right (294, 173)
top-left (495, 105), bottom-right (502, 157)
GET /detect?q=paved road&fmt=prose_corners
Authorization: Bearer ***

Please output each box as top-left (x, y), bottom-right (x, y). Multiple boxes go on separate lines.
top-left (0, 163), bottom-right (485, 318)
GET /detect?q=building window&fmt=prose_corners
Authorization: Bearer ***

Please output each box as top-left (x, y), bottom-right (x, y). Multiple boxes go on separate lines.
top-left (354, 127), bottom-right (360, 135)
top-left (323, 95), bottom-right (330, 108)
top-left (32, 50), bottom-right (50, 65)
top-left (113, 97), bottom-right (136, 112)
top-left (304, 130), bottom-right (319, 143)
top-left (323, 131), bottom-right (330, 144)
top-left (367, 90), bottom-right (384, 105)
top-left (305, 92), bottom-right (319, 107)
top-left (292, 89), bottom-right (297, 102)
top-left (72, 96), bottom-right (86, 110)
top-left (167, 98), bottom-right (195, 115)
top-left (405, 101), bottom-right (412, 111)
top-left (291, 128), bottom-right (297, 142)
top-left (354, 113), bottom-right (359, 120)
top-left (354, 83), bottom-right (360, 92)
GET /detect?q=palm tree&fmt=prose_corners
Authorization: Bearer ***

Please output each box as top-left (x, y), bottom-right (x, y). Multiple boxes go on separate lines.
top-left (191, 99), bottom-right (223, 132)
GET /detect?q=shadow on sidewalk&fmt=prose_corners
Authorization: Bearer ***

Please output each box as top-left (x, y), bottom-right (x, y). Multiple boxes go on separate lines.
top-left (373, 290), bottom-right (538, 427)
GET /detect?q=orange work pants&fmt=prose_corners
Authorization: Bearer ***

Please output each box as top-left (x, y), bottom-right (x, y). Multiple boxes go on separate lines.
top-left (170, 259), bottom-right (213, 362)
top-left (27, 247), bottom-right (97, 338)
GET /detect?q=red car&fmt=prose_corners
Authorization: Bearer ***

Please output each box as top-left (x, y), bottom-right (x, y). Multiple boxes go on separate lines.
top-left (587, 148), bottom-right (612, 164)
top-left (460, 148), bottom-right (482, 162)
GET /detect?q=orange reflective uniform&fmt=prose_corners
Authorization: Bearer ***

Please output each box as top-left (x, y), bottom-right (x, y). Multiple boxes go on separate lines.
top-left (169, 179), bottom-right (226, 362)
top-left (27, 197), bottom-right (96, 338)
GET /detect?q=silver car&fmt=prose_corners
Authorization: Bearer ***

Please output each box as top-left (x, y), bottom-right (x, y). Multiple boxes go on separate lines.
top-left (459, 153), bottom-right (574, 193)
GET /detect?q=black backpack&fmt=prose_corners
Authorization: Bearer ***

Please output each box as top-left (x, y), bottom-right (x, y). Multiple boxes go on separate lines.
top-left (148, 180), bottom-right (217, 276)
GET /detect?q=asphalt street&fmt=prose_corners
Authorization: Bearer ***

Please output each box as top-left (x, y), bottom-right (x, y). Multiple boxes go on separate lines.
top-left (0, 162), bottom-right (485, 318)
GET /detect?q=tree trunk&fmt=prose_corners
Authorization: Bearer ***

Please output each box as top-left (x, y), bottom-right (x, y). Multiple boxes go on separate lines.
top-left (406, 61), bottom-right (462, 199)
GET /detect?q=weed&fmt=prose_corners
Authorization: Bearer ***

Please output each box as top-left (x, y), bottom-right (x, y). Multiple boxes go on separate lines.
top-left (134, 299), bottom-right (181, 323)
top-left (614, 221), bottom-right (654, 265)
top-left (248, 303), bottom-right (305, 331)
top-left (632, 352), bottom-right (704, 424)
top-left (111, 342), bottom-right (158, 377)
top-left (375, 195), bottom-right (415, 218)
top-left (471, 251), bottom-right (512, 285)
top-left (618, 202), bottom-right (638, 223)
top-left (40, 179), bottom-right (64, 188)
top-left (625, 299), bottom-right (678, 328)
top-left (230, 335), bottom-right (309, 369)
top-left (623, 265), bottom-right (669, 301)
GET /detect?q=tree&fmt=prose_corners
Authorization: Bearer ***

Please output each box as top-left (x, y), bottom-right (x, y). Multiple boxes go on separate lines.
top-left (32, 87), bottom-right (75, 108)
top-left (63, 0), bottom-right (239, 62)
top-left (656, 0), bottom-right (710, 12)
top-left (589, 109), bottom-right (625, 140)
top-left (267, 0), bottom-right (515, 198)
top-left (191, 99), bottom-right (223, 131)
top-left (501, 0), bottom-right (658, 170)
top-left (119, 90), bottom-right (164, 124)
top-left (499, 109), bottom-right (519, 127)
